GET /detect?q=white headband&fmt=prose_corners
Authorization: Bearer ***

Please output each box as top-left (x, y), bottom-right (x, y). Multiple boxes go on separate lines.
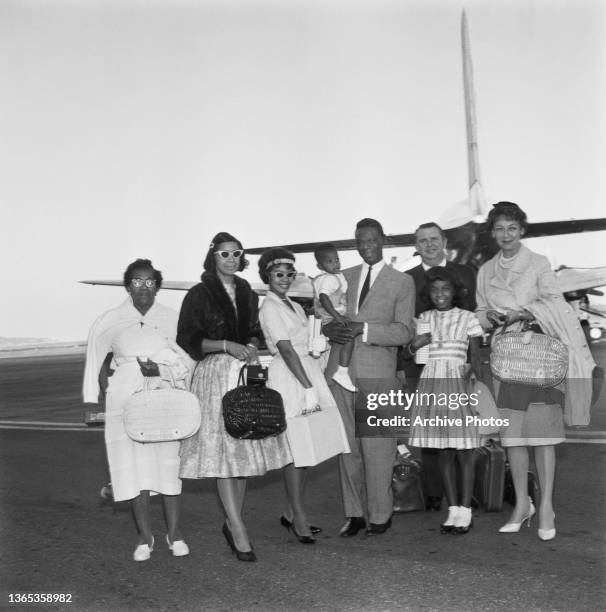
top-left (265, 258), bottom-right (295, 270)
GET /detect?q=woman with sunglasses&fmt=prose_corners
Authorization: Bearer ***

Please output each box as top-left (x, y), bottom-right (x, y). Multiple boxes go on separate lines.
top-left (258, 247), bottom-right (350, 544)
top-left (177, 233), bottom-right (292, 561)
top-left (83, 259), bottom-right (190, 561)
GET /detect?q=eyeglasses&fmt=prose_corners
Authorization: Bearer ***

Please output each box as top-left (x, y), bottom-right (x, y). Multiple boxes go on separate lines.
top-left (417, 237), bottom-right (442, 247)
top-left (131, 278), bottom-right (157, 289)
top-left (214, 249), bottom-right (243, 259)
top-left (271, 271), bottom-right (297, 279)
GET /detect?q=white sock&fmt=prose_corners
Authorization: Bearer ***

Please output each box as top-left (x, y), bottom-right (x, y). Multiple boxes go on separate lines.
top-left (443, 506), bottom-right (459, 526)
top-left (454, 506), bottom-right (472, 528)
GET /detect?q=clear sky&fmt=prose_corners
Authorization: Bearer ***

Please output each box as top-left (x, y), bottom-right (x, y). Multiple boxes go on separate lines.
top-left (1, 0), bottom-right (605, 341)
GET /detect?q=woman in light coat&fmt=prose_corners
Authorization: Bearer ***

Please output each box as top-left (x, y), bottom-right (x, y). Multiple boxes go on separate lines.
top-left (83, 259), bottom-right (190, 561)
top-left (476, 202), bottom-right (595, 541)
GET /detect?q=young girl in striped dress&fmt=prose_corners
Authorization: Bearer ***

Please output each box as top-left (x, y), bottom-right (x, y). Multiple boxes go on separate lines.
top-left (408, 267), bottom-right (483, 535)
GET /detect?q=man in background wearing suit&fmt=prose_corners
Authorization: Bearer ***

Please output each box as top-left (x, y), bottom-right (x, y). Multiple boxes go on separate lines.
top-left (324, 218), bottom-right (415, 537)
top-left (399, 221), bottom-right (477, 511)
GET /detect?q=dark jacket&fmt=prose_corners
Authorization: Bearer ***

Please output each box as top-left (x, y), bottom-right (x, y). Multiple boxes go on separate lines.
top-left (177, 271), bottom-right (262, 361)
top-left (406, 261), bottom-right (477, 317)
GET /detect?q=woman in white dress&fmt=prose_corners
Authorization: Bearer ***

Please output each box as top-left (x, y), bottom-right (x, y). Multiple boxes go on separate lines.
top-left (83, 259), bottom-right (190, 561)
top-left (258, 247), bottom-right (350, 544)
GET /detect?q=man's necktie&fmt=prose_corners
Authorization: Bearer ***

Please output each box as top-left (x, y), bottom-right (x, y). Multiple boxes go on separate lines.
top-left (358, 265), bottom-right (372, 310)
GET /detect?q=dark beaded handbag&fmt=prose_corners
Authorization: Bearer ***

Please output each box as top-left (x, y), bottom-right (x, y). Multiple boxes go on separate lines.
top-left (222, 365), bottom-right (287, 440)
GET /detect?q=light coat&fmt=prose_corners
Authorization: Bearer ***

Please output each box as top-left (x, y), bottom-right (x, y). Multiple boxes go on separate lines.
top-left (476, 244), bottom-right (595, 426)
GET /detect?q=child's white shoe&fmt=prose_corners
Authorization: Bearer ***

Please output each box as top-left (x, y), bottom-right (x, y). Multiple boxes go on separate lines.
top-left (453, 506), bottom-right (473, 535)
top-left (440, 506), bottom-right (459, 534)
top-left (332, 367), bottom-right (357, 392)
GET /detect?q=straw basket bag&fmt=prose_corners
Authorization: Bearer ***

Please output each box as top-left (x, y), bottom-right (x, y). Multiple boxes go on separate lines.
top-left (490, 323), bottom-right (568, 388)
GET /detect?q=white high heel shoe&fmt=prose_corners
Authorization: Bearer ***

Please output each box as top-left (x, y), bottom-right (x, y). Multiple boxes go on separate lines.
top-left (538, 513), bottom-right (556, 541)
top-left (498, 497), bottom-right (536, 533)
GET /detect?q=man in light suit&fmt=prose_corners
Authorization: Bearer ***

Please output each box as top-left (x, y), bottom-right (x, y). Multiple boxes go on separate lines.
top-left (324, 218), bottom-right (415, 537)
top-left (399, 222), bottom-right (477, 511)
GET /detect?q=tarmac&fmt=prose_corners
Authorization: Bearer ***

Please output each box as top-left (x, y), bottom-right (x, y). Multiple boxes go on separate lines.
top-left (0, 349), bottom-right (605, 611)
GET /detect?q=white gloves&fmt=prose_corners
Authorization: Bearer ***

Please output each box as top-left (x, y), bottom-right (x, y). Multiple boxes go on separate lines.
top-left (303, 386), bottom-right (321, 415)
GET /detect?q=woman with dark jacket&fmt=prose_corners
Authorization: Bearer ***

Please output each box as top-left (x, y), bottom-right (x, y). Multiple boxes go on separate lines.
top-left (177, 232), bottom-right (292, 561)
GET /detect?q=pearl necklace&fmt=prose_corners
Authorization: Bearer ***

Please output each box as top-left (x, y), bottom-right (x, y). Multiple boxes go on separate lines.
top-left (498, 251), bottom-right (519, 269)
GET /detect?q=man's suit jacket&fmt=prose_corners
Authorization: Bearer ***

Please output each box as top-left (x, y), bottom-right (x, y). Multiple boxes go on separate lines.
top-left (406, 261), bottom-right (477, 317)
top-left (326, 264), bottom-right (415, 380)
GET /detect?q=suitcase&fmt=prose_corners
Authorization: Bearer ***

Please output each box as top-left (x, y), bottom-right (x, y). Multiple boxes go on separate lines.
top-left (392, 454), bottom-right (425, 513)
top-left (473, 440), bottom-right (506, 511)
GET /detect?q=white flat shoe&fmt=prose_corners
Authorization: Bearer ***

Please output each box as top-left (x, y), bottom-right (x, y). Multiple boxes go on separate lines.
top-left (133, 536), bottom-right (154, 562)
top-left (166, 534), bottom-right (190, 557)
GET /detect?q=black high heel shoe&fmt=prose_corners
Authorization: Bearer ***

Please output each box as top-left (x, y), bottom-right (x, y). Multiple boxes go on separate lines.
top-left (280, 515), bottom-right (322, 535)
top-left (222, 522), bottom-right (257, 562)
top-left (282, 518), bottom-right (315, 544)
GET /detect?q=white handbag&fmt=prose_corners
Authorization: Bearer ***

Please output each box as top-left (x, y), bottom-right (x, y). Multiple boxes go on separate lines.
top-left (286, 406), bottom-right (350, 467)
top-left (123, 377), bottom-right (201, 443)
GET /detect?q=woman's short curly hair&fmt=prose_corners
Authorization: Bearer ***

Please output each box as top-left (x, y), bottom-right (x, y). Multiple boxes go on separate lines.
top-left (123, 258), bottom-right (163, 289)
top-left (258, 247), bottom-right (296, 284)
top-left (420, 266), bottom-right (466, 310)
top-left (203, 232), bottom-right (249, 273)
top-left (487, 201), bottom-right (528, 233)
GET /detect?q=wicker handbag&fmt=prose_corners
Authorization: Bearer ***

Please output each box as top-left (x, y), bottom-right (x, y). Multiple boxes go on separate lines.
top-left (490, 323), bottom-right (568, 388)
top-left (124, 377), bottom-right (201, 443)
top-left (222, 365), bottom-right (286, 440)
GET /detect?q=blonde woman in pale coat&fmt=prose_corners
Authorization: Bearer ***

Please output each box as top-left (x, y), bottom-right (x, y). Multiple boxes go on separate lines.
top-left (476, 202), bottom-right (595, 541)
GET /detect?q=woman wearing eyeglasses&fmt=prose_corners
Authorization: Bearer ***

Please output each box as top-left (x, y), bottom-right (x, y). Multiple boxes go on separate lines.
top-left (258, 247), bottom-right (350, 544)
top-left (177, 233), bottom-right (292, 562)
top-left (83, 259), bottom-right (190, 561)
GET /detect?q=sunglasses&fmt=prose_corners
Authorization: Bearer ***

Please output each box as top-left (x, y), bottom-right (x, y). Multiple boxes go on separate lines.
top-left (214, 249), bottom-right (243, 259)
top-left (131, 278), bottom-right (157, 289)
top-left (271, 271), bottom-right (297, 279)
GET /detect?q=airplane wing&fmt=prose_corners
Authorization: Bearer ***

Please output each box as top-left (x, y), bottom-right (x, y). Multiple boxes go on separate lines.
top-left (246, 234), bottom-right (416, 255)
top-left (80, 280), bottom-right (197, 291)
top-left (524, 218), bottom-right (606, 238)
top-left (247, 218), bottom-right (606, 255)
top-left (81, 266), bottom-right (606, 301)
top-left (555, 267), bottom-right (606, 294)
top-left (80, 276), bottom-right (315, 299)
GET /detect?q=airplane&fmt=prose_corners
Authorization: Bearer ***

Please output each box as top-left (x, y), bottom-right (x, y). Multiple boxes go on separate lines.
top-left (244, 11), bottom-right (606, 309)
top-left (81, 11), bottom-right (606, 316)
